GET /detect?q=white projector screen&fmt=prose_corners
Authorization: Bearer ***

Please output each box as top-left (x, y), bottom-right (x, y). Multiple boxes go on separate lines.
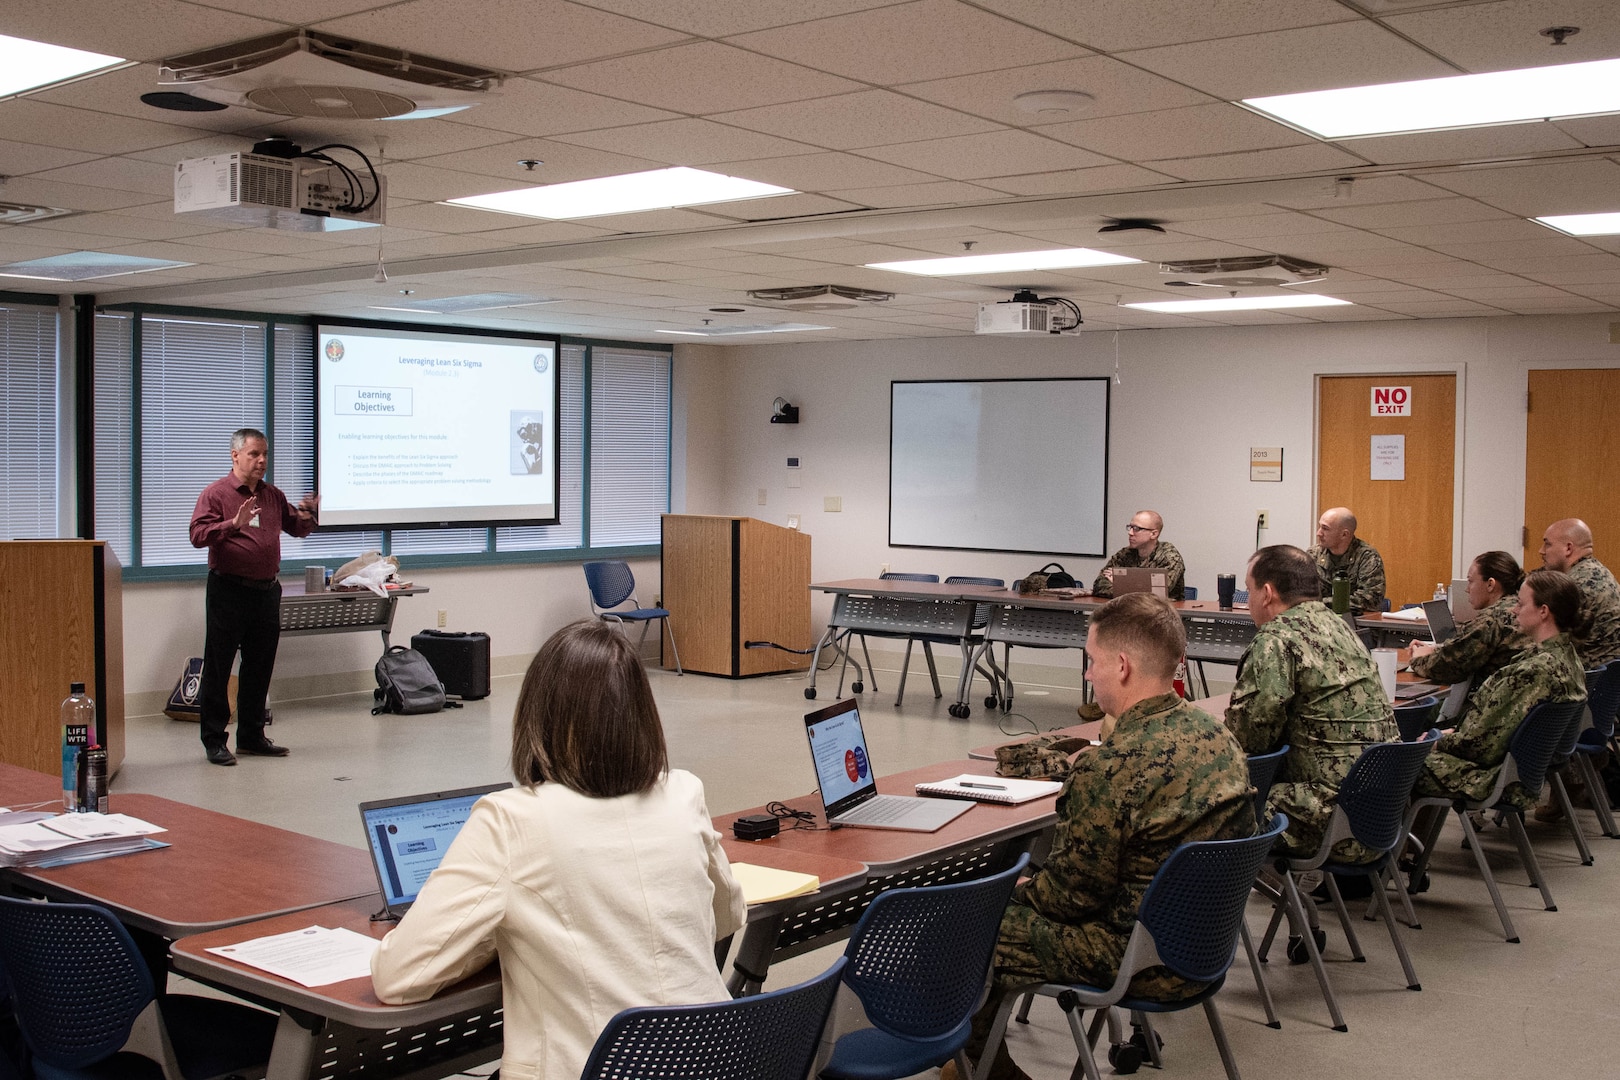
top-left (890, 378), bottom-right (1109, 557)
top-left (316, 323), bottom-right (560, 528)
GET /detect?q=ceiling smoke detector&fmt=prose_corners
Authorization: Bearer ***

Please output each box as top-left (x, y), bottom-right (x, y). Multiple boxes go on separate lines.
top-left (746, 284), bottom-right (895, 311)
top-left (159, 30), bottom-right (502, 119)
top-left (1157, 254), bottom-right (1329, 288)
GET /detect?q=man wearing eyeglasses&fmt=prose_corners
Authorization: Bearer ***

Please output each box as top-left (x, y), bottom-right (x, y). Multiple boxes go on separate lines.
top-left (1090, 510), bottom-right (1185, 600)
top-left (1307, 506), bottom-right (1386, 613)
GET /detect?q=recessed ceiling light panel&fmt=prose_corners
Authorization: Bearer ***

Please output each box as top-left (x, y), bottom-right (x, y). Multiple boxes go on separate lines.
top-left (446, 167), bottom-right (795, 220)
top-left (0, 251), bottom-right (192, 281)
top-left (1125, 295), bottom-right (1352, 313)
top-left (657, 323), bottom-right (831, 337)
top-left (367, 292), bottom-right (560, 313)
top-left (868, 248), bottom-right (1140, 276)
top-left (1533, 211), bottom-right (1620, 237)
top-left (0, 33), bottom-right (123, 98)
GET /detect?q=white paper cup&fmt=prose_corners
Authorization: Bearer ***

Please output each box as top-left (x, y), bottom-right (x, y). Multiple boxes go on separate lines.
top-left (1372, 648), bottom-right (1398, 700)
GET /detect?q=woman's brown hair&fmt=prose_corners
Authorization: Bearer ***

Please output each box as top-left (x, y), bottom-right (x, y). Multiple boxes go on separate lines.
top-left (510, 620), bottom-right (668, 797)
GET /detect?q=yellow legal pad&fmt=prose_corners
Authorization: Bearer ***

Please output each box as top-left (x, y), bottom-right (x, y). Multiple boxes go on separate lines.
top-left (730, 862), bottom-right (821, 905)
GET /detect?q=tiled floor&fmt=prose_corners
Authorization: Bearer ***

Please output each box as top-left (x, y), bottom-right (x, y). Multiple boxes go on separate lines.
top-left (118, 657), bottom-right (1618, 1079)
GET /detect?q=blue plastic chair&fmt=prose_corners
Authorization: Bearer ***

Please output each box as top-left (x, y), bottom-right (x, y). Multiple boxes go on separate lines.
top-left (1183, 586), bottom-right (1198, 600)
top-left (820, 853), bottom-right (1028, 1080)
top-left (1406, 698), bottom-right (1587, 942)
top-left (976, 817), bottom-right (1287, 1080)
top-left (583, 559), bottom-right (682, 675)
top-left (839, 573), bottom-right (939, 700)
top-left (1571, 661), bottom-right (1620, 838)
top-left (1258, 732), bottom-right (1439, 1030)
top-left (580, 957), bottom-right (846, 1080)
top-left (1394, 695), bottom-right (1444, 742)
top-left (0, 896), bottom-right (277, 1080)
top-left (1545, 691), bottom-right (1597, 866)
top-left (1240, 746), bottom-right (1290, 1029)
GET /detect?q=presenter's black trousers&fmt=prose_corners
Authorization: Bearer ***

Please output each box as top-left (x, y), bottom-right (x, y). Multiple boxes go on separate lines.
top-left (200, 571), bottom-right (281, 750)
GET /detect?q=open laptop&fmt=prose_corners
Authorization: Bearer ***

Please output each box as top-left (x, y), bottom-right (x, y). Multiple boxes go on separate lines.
top-left (804, 699), bottom-right (973, 832)
top-left (1420, 599), bottom-right (1458, 645)
top-left (1448, 579), bottom-right (1477, 622)
top-left (1110, 567), bottom-right (1169, 599)
top-left (359, 781), bottom-right (510, 918)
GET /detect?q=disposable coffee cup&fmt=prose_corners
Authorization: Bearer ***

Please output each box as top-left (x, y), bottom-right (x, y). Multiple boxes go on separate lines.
top-left (1372, 648), bottom-right (1398, 701)
top-left (1217, 574), bottom-right (1237, 610)
top-left (304, 566), bottom-right (325, 593)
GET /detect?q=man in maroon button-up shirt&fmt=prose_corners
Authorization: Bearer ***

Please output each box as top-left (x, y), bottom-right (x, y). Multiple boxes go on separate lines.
top-left (188, 428), bottom-right (318, 766)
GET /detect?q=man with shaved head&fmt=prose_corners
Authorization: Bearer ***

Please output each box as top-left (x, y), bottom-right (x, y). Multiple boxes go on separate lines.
top-left (1540, 518), bottom-right (1620, 665)
top-left (1307, 506), bottom-right (1386, 613)
top-left (1091, 509), bottom-right (1186, 601)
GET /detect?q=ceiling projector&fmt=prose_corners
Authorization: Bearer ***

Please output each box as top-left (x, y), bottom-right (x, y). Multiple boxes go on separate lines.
top-left (976, 290), bottom-right (1082, 335)
top-left (174, 139), bottom-right (387, 232)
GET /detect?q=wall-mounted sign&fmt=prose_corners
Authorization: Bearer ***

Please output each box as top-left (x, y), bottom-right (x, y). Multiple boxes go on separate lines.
top-left (1371, 434), bottom-right (1405, 480)
top-left (1371, 385), bottom-right (1411, 416)
top-left (1250, 446), bottom-right (1283, 482)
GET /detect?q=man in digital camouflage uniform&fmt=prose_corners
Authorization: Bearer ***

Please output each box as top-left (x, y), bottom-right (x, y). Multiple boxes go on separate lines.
top-left (1226, 544), bottom-right (1396, 862)
top-left (1307, 506), bottom-right (1386, 613)
top-left (957, 593), bottom-right (1254, 1080)
top-left (1539, 518), bottom-right (1620, 666)
top-left (1091, 509), bottom-right (1187, 601)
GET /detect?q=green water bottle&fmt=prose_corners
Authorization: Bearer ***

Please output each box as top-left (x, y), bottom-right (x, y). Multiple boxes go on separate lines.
top-left (1331, 569), bottom-right (1350, 614)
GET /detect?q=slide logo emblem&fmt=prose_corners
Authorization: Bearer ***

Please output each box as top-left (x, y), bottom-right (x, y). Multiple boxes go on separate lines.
top-left (325, 339), bottom-right (345, 362)
top-left (533, 352), bottom-right (548, 374)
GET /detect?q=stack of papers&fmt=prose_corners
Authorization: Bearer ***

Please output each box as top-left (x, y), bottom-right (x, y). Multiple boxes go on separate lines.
top-left (1381, 607), bottom-right (1427, 621)
top-left (207, 926), bottom-right (380, 987)
top-left (730, 863), bottom-right (821, 905)
top-left (0, 812), bottom-right (167, 867)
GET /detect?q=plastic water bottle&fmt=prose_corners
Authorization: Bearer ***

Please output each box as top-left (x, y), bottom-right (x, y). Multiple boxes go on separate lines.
top-left (1433, 582), bottom-right (1447, 601)
top-left (61, 683), bottom-right (94, 812)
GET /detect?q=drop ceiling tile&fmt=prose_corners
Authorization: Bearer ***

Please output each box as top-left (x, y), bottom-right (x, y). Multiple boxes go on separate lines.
top-left (1149, 143), bottom-right (1365, 181)
top-left (713, 91), bottom-right (1001, 151)
top-left (313, 0), bottom-right (689, 73)
top-left (477, 219), bottom-right (620, 245)
top-left (551, 118), bottom-right (819, 165)
top-left (858, 129), bottom-right (1115, 179)
top-left (1383, 0), bottom-right (1620, 73)
top-left (538, 42), bottom-right (862, 115)
top-left (976, 164), bottom-right (1179, 196)
top-left (23, 210), bottom-right (223, 242)
top-left (969, 0), bottom-right (1354, 51)
top-left (0, 140), bottom-right (100, 176)
top-left (432, 79), bottom-right (680, 139)
top-left (0, 176), bottom-right (164, 213)
top-left (1511, 255), bottom-right (1620, 283)
top-left (1499, 297), bottom-right (1617, 313)
top-left (1429, 237), bottom-right (1594, 261)
top-left (555, 207), bottom-right (753, 232)
top-left (809, 179), bottom-right (997, 208)
top-left (0, 100), bottom-right (217, 155)
top-left (721, 193), bottom-right (868, 219)
top-left (386, 233), bottom-right (529, 256)
top-left (29, 156), bottom-right (181, 198)
top-left (369, 161), bottom-right (529, 202)
top-left (1, 2), bottom-right (282, 63)
top-left (410, 139), bottom-right (664, 185)
top-left (29, 65), bottom-right (259, 131)
top-left (725, 0), bottom-right (1089, 84)
top-left (569, 0), bottom-right (906, 38)
top-left (901, 56), bottom-right (1216, 127)
top-left (1265, 174), bottom-right (1458, 209)
top-left (1042, 103), bottom-right (1309, 162)
top-left (1328, 248), bottom-right (1473, 269)
top-left (1121, 22), bottom-right (1455, 100)
top-left (1341, 123), bottom-right (1584, 166)
top-left (1386, 218), bottom-right (1558, 245)
top-left (187, 0), bottom-right (392, 21)
top-left (1423, 160), bottom-right (1620, 216)
top-left (1553, 114), bottom-right (1620, 149)
top-left (1175, 214), bottom-right (1360, 243)
top-left (705, 152), bottom-right (940, 191)
top-left (1312, 197), bottom-right (1515, 229)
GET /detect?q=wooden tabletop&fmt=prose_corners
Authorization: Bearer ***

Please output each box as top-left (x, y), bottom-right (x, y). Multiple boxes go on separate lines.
top-left (10, 792), bottom-right (377, 938)
top-left (170, 897), bottom-right (500, 1029)
top-left (811, 579), bottom-right (1256, 621)
top-left (718, 840), bottom-right (867, 908)
top-left (966, 719), bottom-right (1106, 761)
top-left (0, 762), bottom-right (66, 808)
top-left (712, 758), bottom-right (1060, 877)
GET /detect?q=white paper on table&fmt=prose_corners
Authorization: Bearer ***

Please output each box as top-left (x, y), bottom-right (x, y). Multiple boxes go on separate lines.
top-left (208, 926), bottom-right (380, 987)
top-left (40, 813), bottom-right (166, 841)
top-left (0, 821), bottom-right (93, 854)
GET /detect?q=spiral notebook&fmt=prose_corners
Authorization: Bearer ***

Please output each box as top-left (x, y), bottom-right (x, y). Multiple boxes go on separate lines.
top-left (914, 774), bottom-right (1063, 805)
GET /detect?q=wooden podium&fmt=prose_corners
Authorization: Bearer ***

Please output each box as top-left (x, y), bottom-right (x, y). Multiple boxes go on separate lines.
top-left (661, 516), bottom-right (811, 678)
top-left (0, 541), bottom-right (124, 775)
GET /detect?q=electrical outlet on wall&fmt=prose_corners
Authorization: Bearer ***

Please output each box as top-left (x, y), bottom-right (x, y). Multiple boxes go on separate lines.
top-left (437, 609), bottom-right (447, 628)
top-left (824, 496), bottom-right (842, 512)
top-left (1257, 510), bottom-right (1270, 530)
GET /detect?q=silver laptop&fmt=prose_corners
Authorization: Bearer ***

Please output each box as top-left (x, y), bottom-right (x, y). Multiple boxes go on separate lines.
top-left (359, 782), bottom-right (510, 918)
top-left (1448, 579), bottom-right (1477, 622)
top-left (804, 699), bottom-right (972, 832)
top-left (1420, 599), bottom-right (1458, 645)
top-left (1110, 566), bottom-right (1169, 598)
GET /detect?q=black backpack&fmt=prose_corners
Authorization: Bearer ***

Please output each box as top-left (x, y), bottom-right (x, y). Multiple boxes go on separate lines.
top-left (371, 646), bottom-right (459, 715)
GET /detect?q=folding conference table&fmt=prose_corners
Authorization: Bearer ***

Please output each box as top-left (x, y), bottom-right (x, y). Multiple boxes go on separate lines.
top-left (280, 583), bottom-right (429, 651)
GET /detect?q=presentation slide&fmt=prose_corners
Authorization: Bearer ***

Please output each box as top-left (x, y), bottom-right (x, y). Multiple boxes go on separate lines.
top-left (316, 323), bottom-right (559, 528)
top-left (807, 710), bottom-right (873, 805)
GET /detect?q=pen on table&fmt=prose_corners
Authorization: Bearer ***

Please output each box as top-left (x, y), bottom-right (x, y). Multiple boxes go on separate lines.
top-left (960, 781), bottom-right (1007, 791)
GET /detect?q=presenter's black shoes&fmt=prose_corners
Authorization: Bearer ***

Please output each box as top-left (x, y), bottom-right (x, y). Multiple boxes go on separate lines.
top-left (206, 745), bottom-right (238, 766)
top-left (237, 736), bottom-right (290, 757)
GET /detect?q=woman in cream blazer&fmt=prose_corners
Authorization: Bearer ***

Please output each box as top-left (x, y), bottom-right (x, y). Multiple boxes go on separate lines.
top-left (372, 620), bottom-right (746, 1080)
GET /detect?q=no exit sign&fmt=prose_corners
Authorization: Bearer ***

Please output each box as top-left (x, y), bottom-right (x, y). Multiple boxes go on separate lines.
top-left (1371, 385), bottom-right (1411, 416)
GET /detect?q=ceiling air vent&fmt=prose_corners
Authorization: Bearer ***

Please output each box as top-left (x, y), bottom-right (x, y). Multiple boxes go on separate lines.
top-left (746, 284), bottom-right (895, 311)
top-left (1158, 254), bottom-right (1329, 288)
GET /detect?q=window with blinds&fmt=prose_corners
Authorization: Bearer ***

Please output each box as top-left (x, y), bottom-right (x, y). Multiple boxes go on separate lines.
top-left (589, 346), bottom-right (670, 548)
top-left (93, 312), bottom-right (133, 563)
top-left (0, 304), bottom-right (60, 541)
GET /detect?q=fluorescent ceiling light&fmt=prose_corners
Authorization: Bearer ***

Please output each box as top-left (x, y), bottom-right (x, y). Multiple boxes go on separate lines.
top-left (867, 248), bottom-right (1140, 276)
top-left (446, 167), bottom-right (795, 220)
top-left (0, 251), bottom-right (192, 281)
top-left (382, 105), bottom-right (473, 121)
top-left (368, 292), bottom-right (561, 314)
top-left (657, 323), bottom-right (831, 337)
top-left (0, 33), bottom-right (123, 98)
top-left (1124, 294), bottom-right (1353, 314)
top-left (1533, 211), bottom-right (1620, 237)
top-left (1243, 57), bottom-right (1620, 139)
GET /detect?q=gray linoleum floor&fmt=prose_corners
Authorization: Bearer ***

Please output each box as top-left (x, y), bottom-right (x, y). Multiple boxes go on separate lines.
top-left (116, 657), bottom-right (1616, 1080)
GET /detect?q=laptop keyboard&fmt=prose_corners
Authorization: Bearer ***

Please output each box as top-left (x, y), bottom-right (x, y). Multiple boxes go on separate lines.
top-left (838, 795), bottom-right (913, 824)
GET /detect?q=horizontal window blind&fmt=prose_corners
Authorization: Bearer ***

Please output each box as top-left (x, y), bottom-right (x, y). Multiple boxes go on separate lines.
top-left (0, 305), bottom-right (60, 540)
top-left (93, 313), bottom-right (133, 563)
top-left (589, 347), bottom-right (670, 548)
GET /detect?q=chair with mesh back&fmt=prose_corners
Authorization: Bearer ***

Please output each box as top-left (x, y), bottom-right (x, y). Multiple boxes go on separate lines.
top-left (1394, 695), bottom-right (1444, 742)
top-left (891, 576), bottom-right (1007, 710)
top-left (1238, 745), bottom-right (1290, 1030)
top-left (580, 957), bottom-right (846, 1080)
top-left (0, 896), bottom-right (277, 1080)
top-left (1545, 694), bottom-right (1596, 866)
top-left (1405, 698), bottom-right (1587, 942)
top-left (1257, 733), bottom-right (1439, 1030)
top-left (838, 573), bottom-right (939, 700)
top-left (820, 853), bottom-right (1028, 1080)
top-left (1571, 661), bottom-right (1620, 838)
top-left (975, 816), bottom-right (1286, 1080)
top-left (584, 559), bottom-right (682, 675)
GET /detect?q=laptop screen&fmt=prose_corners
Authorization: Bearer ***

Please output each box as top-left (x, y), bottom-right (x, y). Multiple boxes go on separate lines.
top-left (359, 782), bottom-right (510, 913)
top-left (1421, 599), bottom-right (1458, 643)
top-left (804, 699), bottom-right (879, 819)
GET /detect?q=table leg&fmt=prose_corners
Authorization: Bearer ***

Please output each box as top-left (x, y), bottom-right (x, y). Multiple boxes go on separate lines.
top-left (265, 1010), bottom-right (319, 1080)
top-left (727, 912), bottom-right (785, 997)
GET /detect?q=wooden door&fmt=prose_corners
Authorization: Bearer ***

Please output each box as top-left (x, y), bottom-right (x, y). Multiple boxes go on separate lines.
top-left (1317, 374), bottom-right (1456, 609)
top-left (1525, 369), bottom-right (1620, 570)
